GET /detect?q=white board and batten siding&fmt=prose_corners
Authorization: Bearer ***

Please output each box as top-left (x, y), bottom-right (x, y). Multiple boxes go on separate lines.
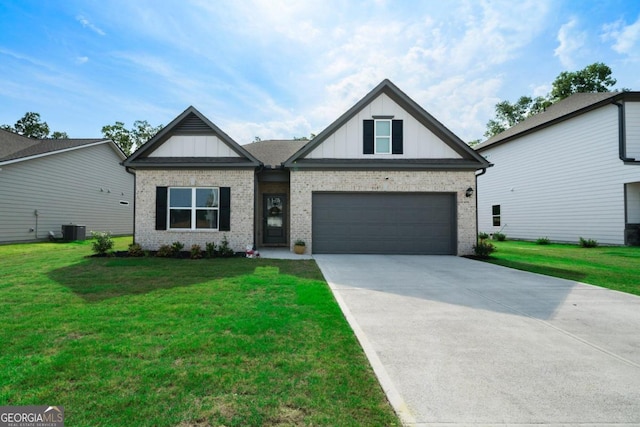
top-left (306, 93), bottom-right (462, 159)
top-left (478, 103), bottom-right (640, 245)
top-left (148, 135), bottom-right (240, 157)
top-left (0, 143), bottom-right (133, 243)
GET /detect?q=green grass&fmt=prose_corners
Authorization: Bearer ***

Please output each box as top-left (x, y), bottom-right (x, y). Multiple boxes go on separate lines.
top-left (481, 240), bottom-right (640, 296)
top-left (0, 237), bottom-right (398, 426)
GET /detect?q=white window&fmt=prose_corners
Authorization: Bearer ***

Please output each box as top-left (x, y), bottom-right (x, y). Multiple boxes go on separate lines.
top-left (169, 187), bottom-right (219, 230)
top-left (375, 119), bottom-right (391, 154)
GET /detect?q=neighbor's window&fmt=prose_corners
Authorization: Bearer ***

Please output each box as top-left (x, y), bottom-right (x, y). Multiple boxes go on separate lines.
top-left (492, 204), bottom-right (501, 226)
top-left (375, 119), bottom-right (391, 154)
top-left (169, 187), bottom-right (219, 230)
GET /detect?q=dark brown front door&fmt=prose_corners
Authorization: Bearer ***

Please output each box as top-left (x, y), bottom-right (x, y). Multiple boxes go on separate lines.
top-left (263, 194), bottom-right (286, 244)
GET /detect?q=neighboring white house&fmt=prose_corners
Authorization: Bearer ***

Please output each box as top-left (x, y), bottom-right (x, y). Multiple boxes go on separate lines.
top-left (475, 91), bottom-right (640, 245)
top-left (0, 129), bottom-right (134, 243)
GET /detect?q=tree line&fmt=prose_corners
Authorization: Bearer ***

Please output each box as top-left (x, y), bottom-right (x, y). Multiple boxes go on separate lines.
top-left (1, 113), bottom-right (162, 156)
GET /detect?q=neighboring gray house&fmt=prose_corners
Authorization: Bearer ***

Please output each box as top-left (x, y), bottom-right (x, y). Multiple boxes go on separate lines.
top-left (476, 91), bottom-right (640, 245)
top-left (124, 79), bottom-right (490, 255)
top-left (0, 129), bottom-right (134, 243)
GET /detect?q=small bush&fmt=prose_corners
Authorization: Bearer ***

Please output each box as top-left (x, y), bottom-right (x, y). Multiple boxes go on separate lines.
top-left (294, 239), bottom-right (306, 246)
top-left (478, 232), bottom-right (490, 240)
top-left (90, 231), bottom-right (114, 256)
top-left (190, 244), bottom-right (203, 259)
top-left (579, 237), bottom-right (598, 248)
top-left (127, 243), bottom-right (145, 257)
top-left (536, 237), bottom-right (551, 245)
top-left (492, 232), bottom-right (506, 241)
top-left (171, 241), bottom-right (184, 256)
top-left (156, 244), bottom-right (173, 257)
top-left (217, 235), bottom-right (235, 258)
top-left (473, 240), bottom-right (496, 258)
top-left (205, 242), bottom-right (217, 258)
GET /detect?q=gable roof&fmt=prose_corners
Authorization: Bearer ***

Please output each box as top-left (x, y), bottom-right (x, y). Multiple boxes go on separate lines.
top-left (243, 139), bottom-right (308, 169)
top-left (475, 91), bottom-right (640, 151)
top-left (284, 79), bottom-right (490, 170)
top-left (0, 128), bottom-right (122, 165)
top-left (123, 106), bottom-right (261, 169)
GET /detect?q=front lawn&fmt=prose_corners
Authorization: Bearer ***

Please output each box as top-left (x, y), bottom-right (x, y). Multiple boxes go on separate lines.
top-left (0, 237), bottom-right (398, 426)
top-left (482, 240), bottom-right (640, 296)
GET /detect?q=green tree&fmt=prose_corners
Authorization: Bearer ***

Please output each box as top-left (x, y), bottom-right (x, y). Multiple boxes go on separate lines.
top-left (550, 62), bottom-right (616, 101)
top-left (102, 120), bottom-right (163, 156)
top-left (483, 62), bottom-right (618, 139)
top-left (2, 112), bottom-right (68, 139)
top-left (484, 96), bottom-right (551, 138)
top-left (51, 131), bottom-right (69, 139)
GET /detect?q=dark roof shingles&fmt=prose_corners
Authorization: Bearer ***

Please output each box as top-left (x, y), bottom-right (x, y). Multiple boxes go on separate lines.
top-left (243, 139), bottom-right (308, 167)
top-left (0, 129), bottom-right (105, 162)
top-left (476, 92), bottom-right (620, 150)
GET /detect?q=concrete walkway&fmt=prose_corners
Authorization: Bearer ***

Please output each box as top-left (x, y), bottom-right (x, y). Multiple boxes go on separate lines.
top-left (314, 255), bottom-right (640, 426)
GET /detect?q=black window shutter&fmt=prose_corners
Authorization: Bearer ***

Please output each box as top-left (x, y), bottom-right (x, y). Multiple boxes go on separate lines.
top-left (155, 187), bottom-right (168, 230)
top-left (392, 120), bottom-right (403, 154)
top-left (363, 120), bottom-right (374, 154)
top-left (219, 187), bottom-right (231, 231)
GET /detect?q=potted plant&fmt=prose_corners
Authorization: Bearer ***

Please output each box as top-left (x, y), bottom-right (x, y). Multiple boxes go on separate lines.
top-left (293, 239), bottom-right (306, 254)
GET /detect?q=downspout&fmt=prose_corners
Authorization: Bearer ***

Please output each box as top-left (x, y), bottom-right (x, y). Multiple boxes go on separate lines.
top-left (475, 168), bottom-right (487, 246)
top-left (124, 165), bottom-right (136, 244)
top-left (613, 100), bottom-right (640, 164)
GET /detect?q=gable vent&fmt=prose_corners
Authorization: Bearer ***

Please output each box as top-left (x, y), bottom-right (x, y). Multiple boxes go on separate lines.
top-left (173, 113), bottom-right (213, 133)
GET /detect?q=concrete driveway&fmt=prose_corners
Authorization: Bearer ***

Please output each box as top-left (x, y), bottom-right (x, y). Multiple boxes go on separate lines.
top-left (314, 255), bottom-right (640, 426)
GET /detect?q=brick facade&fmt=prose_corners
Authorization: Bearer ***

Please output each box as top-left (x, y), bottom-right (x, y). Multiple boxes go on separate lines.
top-left (134, 169), bottom-right (255, 251)
top-left (289, 170), bottom-right (477, 255)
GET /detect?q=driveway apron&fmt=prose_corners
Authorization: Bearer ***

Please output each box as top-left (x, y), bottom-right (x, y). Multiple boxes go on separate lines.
top-left (314, 255), bottom-right (640, 426)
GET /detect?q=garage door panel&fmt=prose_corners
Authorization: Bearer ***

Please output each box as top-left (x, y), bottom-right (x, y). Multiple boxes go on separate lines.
top-left (312, 192), bottom-right (456, 254)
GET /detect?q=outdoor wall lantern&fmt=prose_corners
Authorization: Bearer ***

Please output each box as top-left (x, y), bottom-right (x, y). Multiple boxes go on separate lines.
top-left (465, 187), bottom-right (474, 198)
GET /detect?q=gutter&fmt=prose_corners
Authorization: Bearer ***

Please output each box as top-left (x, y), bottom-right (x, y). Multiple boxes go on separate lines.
top-left (613, 101), bottom-right (640, 164)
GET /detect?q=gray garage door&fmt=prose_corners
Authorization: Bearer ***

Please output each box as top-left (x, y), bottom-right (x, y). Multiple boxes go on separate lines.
top-left (312, 192), bottom-right (456, 254)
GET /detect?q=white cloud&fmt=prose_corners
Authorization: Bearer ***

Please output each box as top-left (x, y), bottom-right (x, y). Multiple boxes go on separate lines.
top-left (76, 15), bottom-right (106, 36)
top-left (554, 18), bottom-right (587, 68)
top-left (75, 56), bottom-right (89, 65)
top-left (602, 15), bottom-right (640, 57)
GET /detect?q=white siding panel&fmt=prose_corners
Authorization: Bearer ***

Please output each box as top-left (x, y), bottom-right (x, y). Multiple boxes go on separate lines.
top-left (307, 93), bottom-right (462, 159)
top-left (625, 102), bottom-right (640, 159)
top-left (478, 104), bottom-right (640, 245)
top-left (149, 135), bottom-right (240, 157)
top-left (0, 143), bottom-right (133, 243)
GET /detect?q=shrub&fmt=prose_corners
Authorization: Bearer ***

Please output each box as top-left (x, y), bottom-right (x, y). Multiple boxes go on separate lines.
top-left (127, 243), bottom-right (145, 257)
top-left (536, 237), bottom-right (551, 245)
top-left (473, 240), bottom-right (496, 258)
top-left (90, 231), bottom-right (114, 256)
top-left (171, 241), bottom-right (184, 256)
top-left (217, 235), bottom-right (235, 258)
top-left (190, 244), bottom-right (203, 259)
top-left (492, 232), bottom-right (506, 241)
top-left (579, 237), bottom-right (598, 248)
top-left (205, 242), bottom-right (217, 258)
top-left (294, 239), bottom-right (306, 246)
top-left (478, 232), bottom-right (490, 240)
top-left (156, 244), bottom-right (173, 257)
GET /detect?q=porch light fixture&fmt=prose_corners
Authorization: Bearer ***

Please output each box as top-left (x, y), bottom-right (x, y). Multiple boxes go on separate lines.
top-left (465, 187), bottom-right (474, 198)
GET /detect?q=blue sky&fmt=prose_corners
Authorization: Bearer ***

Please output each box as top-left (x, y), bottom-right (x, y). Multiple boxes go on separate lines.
top-left (1, 0), bottom-right (639, 144)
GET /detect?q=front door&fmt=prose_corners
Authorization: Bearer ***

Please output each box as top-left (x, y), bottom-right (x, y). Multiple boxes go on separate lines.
top-left (263, 194), bottom-right (286, 244)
